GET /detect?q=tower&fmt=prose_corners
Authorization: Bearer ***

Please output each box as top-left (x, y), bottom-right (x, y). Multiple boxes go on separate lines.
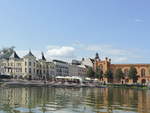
top-left (41, 52), bottom-right (46, 61)
top-left (95, 52), bottom-right (100, 61)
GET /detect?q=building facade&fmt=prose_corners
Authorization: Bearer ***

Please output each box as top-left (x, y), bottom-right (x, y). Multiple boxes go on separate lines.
top-left (0, 51), bottom-right (56, 79)
top-left (93, 53), bottom-right (150, 84)
top-left (0, 50), bottom-right (89, 79)
top-left (53, 60), bottom-right (69, 76)
top-left (69, 60), bottom-right (87, 77)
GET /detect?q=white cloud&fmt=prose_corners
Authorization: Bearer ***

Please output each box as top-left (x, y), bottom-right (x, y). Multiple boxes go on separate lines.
top-left (16, 50), bottom-right (42, 59)
top-left (112, 57), bottom-right (128, 63)
top-left (73, 43), bottom-right (143, 63)
top-left (45, 46), bottom-right (76, 61)
top-left (85, 45), bottom-right (130, 56)
top-left (86, 45), bottom-right (130, 63)
top-left (135, 19), bottom-right (144, 23)
top-left (15, 43), bottom-right (147, 64)
top-left (16, 46), bottom-right (76, 62)
top-left (16, 50), bottom-right (28, 57)
top-left (46, 46), bottom-right (75, 57)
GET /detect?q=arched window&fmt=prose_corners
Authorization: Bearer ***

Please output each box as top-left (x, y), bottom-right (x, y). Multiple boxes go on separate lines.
top-left (124, 69), bottom-right (129, 76)
top-left (141, 69), bottom-right (146, 77)
top-left (100, 65), bottom-right (103, 70)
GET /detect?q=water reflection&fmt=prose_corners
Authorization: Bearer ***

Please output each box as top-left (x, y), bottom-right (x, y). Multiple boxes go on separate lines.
top-left (0, 87), bottom-right (150, 113)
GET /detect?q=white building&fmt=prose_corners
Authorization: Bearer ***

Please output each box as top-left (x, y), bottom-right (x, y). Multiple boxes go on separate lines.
top-left (0, 51), bottom-right (56, 79)
top-left (68, 64), bottom-right (78, 76)
top-left (81, 58), bottom-right (94, 67)
top-left (0, 49), bottom-right (88, 79)
top-left (53, 60), bottom-right (69, 76)
top-left (69, 60), bottom-right (87, 77)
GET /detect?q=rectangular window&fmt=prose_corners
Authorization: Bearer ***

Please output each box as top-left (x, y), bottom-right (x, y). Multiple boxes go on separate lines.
top-left (25, 68), bottom-right (27, 72)
top-left (25, 62), bottom-right (27, 66)
top-left (34, 69), bottom-right (35, 73)
top-left (29, 62), bottom-right (32, 66)
top-left (29, 68), bottom-right (31, 74)
top-left (37, 70), bottom-right (39, 74)
top-left (20, 68), bottom-right (22, 72)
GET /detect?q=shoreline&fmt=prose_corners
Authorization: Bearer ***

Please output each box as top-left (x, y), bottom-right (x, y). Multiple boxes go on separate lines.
top-left (0, 80), bottom-right (107, 88)
top-left (0, 80), bottom-right (149, 89)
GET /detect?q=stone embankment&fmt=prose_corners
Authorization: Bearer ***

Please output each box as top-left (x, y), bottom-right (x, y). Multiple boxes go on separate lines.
top-left (0, 80), bottom-right (107, 88)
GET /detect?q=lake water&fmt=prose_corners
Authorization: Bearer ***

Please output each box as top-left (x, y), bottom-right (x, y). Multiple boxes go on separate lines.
top-left (0, 87), bottom-right (150, 113)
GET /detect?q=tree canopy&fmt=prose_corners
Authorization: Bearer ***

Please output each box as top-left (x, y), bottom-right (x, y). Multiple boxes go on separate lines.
top-left (0, 46), bottom-right (15, 59)
top-left (104, 70), bottom-right (113, 83)
top-left (95, 67), bottom-right (103, 79)
top-left (115, 68), bottom-right (124, 81)
top-left (87, 67), bottom-right (95, 78)
top-left (129, 66), bottom-right (138, 83)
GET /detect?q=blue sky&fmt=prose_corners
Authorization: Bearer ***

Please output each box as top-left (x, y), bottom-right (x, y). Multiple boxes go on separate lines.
top-left (0, 0), bottom-right (150, 63)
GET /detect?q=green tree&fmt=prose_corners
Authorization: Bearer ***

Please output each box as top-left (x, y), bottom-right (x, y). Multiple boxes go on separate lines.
top-left (104, 70), bottom-right (113, 83)
top-left (87, 67), bottom-right (95, 78)
top-left (0, 46), bottom-right (15, 59)
top-left (95, 68), bottom-right (103, 79)
top-left (115, 68), bottom-right (124, 82)
top-left (129, 66), bottom-right (138, 83)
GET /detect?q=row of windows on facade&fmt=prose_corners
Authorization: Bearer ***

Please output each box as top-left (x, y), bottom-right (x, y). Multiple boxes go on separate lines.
top-left (2, 62), bottom-right (54, 69)
top-left (25, 62), bottom-right (54, 69)
top-left (123, 68), bottom-right (146, 77)
top-left (2, 63), bottom-right (55, 70)
top-left (98, 65), bottom-right (146, 77)
top-left (3, 63), bottom-right (22, 67)
top-left (5, 68), bottom-right (54, 75)
top-left (3, 65), bottom-right (85, 74)
top-left (56, 69), bottom-right (69, 73)
top-left (56, 65), bottom-right (68, 69)
top-left (5, 68), bottom-right (22, 73)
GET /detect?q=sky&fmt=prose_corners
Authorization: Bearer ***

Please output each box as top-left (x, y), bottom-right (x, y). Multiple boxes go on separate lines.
top-left (0, 0), bottom-right (150, 63)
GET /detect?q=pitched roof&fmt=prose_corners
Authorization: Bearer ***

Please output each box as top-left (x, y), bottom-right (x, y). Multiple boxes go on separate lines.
top-left (9, 51), bottom-right (20, 59)
top-left (90, 58), bottom-right (95, 63)
top-left (53, 60), bottom-right (68, 64)
top-left (24, 51), bottom-right (35, 58)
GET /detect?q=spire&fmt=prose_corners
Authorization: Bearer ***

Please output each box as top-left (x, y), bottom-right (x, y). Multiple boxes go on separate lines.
top-left (95, 53), bottom-right (100, 60)
top-left (24, 50), bottom-right (35, 58)
top-left (9, 51), bottom-right (20, 59)
top-left (42, 52), bottom-right (46, 61)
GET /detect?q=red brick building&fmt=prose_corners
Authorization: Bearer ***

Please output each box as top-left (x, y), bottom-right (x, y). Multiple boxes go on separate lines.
top-left (93, 53), bottom-right (150, 84)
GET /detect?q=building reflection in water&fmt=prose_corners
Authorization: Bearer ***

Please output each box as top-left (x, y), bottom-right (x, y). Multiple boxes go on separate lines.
top-left (0, 87), bottom-right (150, 113)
